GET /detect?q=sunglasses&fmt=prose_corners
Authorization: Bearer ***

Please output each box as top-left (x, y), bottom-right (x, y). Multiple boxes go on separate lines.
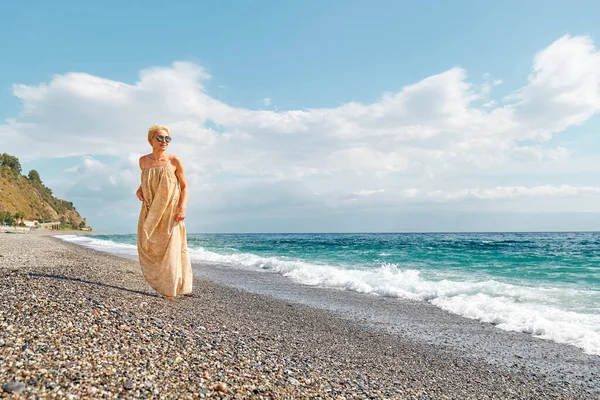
top-left (156, 135), bottom-right (172, 143)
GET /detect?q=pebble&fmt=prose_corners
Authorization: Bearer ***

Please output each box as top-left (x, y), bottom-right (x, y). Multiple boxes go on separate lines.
top-left (123, 379), bottom-right (135, 390)
top-left (213, 382), bottom-right (228, 393)
top-left (2, 382), bottom-right (26, 394)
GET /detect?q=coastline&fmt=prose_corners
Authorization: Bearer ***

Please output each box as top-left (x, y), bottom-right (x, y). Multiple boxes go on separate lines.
top-left (191, 260), bottom-right (600, 390)
top-left (1, 233), bottom-right (598, 399)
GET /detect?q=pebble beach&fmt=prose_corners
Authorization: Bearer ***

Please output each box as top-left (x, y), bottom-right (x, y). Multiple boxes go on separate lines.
top-left (1, 232), bottom-right (598, 399)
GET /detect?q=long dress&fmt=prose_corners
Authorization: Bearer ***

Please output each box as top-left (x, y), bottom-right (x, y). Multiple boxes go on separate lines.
top-left (137, 166), bottom-right (193, 297)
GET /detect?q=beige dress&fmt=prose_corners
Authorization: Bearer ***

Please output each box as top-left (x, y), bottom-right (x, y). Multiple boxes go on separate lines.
top-left (137, 166), bottom-right (193, 297)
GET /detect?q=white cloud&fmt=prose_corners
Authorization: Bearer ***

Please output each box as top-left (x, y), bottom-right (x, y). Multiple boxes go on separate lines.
top-left (65, 156), bottom-right (107, 174)
top-left (63, 156), bottom-right (138, 201)
top-left (2, 34), bottom-right (600, 232)
top-left (505, 35), bottom-right (600, 139)
top-left (355, 189), bottom-right (385, 197)
top-left (423, 185), bottom-right (600, 201)
top-left (509, 145), bottom-right (570, 161)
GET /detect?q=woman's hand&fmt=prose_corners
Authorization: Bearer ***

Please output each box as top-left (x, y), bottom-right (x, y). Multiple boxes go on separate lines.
top-left (136, 186), bottom-right (144, 201)
top-left (175, 206), bottom-right (186, 222)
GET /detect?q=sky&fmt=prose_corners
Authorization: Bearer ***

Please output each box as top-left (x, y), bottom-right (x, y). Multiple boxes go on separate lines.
top-left (1, 0), bottom-right (600, 233)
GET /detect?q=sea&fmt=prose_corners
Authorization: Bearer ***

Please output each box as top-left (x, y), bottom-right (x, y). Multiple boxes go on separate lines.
top-left (57, 231), bottom-right (600, 357)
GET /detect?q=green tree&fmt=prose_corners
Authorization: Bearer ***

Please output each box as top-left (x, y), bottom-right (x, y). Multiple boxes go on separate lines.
top-left (28, 169), bottom-right (42, 184)
top-left (0, 211), bottom-right (15, 226)
top-left (14, 211), bottom-right (25, 223)
top-left (0, 153), bottom-right (22, 174)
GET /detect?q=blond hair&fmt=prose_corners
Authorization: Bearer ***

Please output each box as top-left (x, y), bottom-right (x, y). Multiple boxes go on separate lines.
top-left (147, 124), bottom-right (171, 141)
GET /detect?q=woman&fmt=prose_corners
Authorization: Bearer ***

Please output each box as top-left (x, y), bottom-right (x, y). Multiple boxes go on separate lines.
top-left (136, 124), bottom-right (193, 299)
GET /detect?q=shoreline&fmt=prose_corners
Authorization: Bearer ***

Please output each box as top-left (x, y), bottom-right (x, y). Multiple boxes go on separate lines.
top-left (191, 260), bottom-right (600, 390)
top-left (1, 233), bottom-right (598, 398)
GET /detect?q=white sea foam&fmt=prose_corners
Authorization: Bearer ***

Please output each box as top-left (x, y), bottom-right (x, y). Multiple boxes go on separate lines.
top-left (432, 294), bottom-right (600, 356)
top-left (56, 235), bottom-right (138, 258)
top-left (188, 247), bottom-right (600, 355)
top-left (56, 235), bottom-right (600, 356)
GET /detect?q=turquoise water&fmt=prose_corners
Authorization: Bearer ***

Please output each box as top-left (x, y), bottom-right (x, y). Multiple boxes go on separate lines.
top-left (58, 231), bottom-right (600, 355)
top-left (190, 232), bottom-right (600, 285)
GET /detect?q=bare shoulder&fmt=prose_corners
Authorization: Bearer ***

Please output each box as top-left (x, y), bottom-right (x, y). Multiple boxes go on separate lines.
top-left (139, 154), bottom-right (149, 170)
top-left (169, 154), bottom-right (185, 169)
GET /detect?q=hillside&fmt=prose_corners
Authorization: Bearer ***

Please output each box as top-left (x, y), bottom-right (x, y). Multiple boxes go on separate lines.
top-left (0, 153), bottom-right (89, 230)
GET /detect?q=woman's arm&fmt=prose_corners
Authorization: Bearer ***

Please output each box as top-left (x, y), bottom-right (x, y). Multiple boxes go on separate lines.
top-left (136, 156), bottom-right (145, 201)
top-left (172, 156), bottom-right (188, 222)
